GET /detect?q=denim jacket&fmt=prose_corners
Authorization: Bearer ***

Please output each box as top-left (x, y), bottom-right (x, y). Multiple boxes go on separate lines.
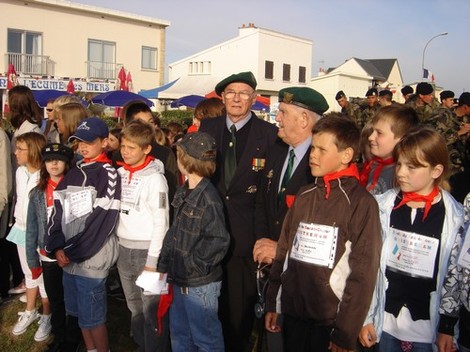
top-left (25, 187), bottom-right (49, 269)
top-left (157, 177), bottom-right (230, 287)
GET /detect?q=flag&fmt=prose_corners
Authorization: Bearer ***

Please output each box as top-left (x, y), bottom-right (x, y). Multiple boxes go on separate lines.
top-left (126, 72), bottom-right (133, 92)
top-left (67, 79), bottom-right (75, 94)
top-left (117, 67), bottom-right (127, 91)
top-left (7, 63), bottom-right (18, 90)
top-left (423, 68), bottom-right (434, 82)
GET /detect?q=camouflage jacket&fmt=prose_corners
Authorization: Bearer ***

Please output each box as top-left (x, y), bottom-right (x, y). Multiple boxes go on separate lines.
top-left (406, 95), bottom-right (440, 123)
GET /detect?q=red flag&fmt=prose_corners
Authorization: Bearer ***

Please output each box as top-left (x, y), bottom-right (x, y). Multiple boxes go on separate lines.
top-left (117, 67), bottom-right (127, 91)
top-left (126, 72), bottom-right (133, 92)
top-left (7, 64), bottom-right (18, 90)
top-left (67, 79), bottom-right (75, 94)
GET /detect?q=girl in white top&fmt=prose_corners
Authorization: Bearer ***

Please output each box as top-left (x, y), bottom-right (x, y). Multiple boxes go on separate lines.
top-left (7, 132), bottom-right (52, 341)
top-left (359, 127), bottom-right (464, 352)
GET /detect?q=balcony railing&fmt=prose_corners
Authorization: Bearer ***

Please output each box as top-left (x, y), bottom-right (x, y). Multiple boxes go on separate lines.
top-left (6, 53), bottom-right (55, 76)
top-left (86, 61), bottom-right (122, 80)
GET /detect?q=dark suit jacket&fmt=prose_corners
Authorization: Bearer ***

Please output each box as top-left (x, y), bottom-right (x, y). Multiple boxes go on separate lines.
top-left (255, 139), bottom-right (314, 242)
top-left (199, 113), bottom-right (278, 257)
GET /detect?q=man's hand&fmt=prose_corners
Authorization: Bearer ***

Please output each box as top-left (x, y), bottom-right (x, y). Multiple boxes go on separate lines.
top-left (253, 238), bottom-right (277, 264)
top-left (358, 323), bottom-right (377, 348)
top-left (328, 342), bottom-right (355, 352)
top-left (436, 333), bottom-right (457, 352)
top-left (265, 312), bottom-right (281, 333)
top-left (55, 249), bottom-right (70, 268)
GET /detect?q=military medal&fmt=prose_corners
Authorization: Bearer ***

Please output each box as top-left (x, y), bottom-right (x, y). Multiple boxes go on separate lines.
top-left (252, 158), bottom-right (265, 172)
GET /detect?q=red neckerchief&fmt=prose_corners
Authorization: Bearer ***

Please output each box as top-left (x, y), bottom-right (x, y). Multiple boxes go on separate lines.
top-left (117, 155), bottom-right (154, 182)
top-left (360, 157), bottom-right (394, 191)
top-left (322, 163), bottom-right (360, 199)
top-left (46, 178), bottom-right (61, 207)
top-left (393, 186), bottom-right (440, 220)
top-left (83, 152), bottom-right (111, 164)
top-left (285, 195), bottom-right (296, 208)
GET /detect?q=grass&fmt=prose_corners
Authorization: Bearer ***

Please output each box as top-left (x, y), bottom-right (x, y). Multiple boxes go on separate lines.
top-left (0, 270), bottom-right (136, 352)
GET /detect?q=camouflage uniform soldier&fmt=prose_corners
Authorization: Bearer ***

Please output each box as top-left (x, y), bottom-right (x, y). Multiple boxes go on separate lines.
top-left (335, 90), bottom-right (360, 120)
top-left (355, 88), bottom-right (379, 131)
top-left (406, 82), bottom-right (440, 123)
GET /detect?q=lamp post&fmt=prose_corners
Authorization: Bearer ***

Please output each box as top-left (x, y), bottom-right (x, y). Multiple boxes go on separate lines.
top-left (421, 32), bottom-right (448, 79)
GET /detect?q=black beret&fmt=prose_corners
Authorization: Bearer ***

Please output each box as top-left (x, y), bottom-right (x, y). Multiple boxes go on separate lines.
top-left (439, 90), bottom-right (454, 101)
top-left (401, 85), bottom-right (413, 96)
top-left (379, 90), bottom-right (392, 97)
top-left (365, 88), bottom-right (378, 97)
top-left (215, 71), bottom-right (257, 96)
top-left (416, 82), bottom-right (434, 95)
top-left (459, 92), bottom-right (470, 107)
top-left (279, 87), bottom-right (329, 115)
top-left (335, 90), bottom-right (346, 100)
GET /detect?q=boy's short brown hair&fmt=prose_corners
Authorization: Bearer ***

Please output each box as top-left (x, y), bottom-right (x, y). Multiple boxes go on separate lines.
top-left (312, 115), bottom-right (360, 158)
top-left (371, 105), bottom-right (419, 139)
top-left (120, 119), bottom-right (154, 149)
top-left (176, 146), bottom-right (216, 178)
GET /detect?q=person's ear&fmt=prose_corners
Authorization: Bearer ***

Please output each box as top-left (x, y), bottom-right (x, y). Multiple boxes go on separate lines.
top-left (431, 164), bottom-right (444, 180)
top-left (341, 147), bottom-right (354, 165)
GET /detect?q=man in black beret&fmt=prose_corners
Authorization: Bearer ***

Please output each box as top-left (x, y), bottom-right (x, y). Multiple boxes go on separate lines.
top-left (406, 82), bottom-right (440, 122)
top-left (401, 85), bottom-right (414, 102)
top-left (355, 88), bottom-right (379, 131)
top-left (335, 90), bottom-right (359, 120)
top-left (378, 90), bottom-right (393, 107)
top-left (199, 71), bottom-right (278, 352)
top-left (440, 90), bottom-right (455, 109)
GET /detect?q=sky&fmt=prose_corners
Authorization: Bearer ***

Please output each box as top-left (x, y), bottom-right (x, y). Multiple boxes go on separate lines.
top-left (75, 0), bottom-right (470, 94)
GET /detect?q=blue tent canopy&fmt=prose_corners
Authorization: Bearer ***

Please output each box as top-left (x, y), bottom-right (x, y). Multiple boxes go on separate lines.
top-left (138, 78), bottom-right (179, 99)
top-left (91, 90), bottom-right (153, 107)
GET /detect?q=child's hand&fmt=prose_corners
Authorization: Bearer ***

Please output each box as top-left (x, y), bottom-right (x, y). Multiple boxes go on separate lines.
top-left (30, 267), bottom-right (43, 280)
top-left (55, 249), bottom-right (70, 267)
top-left (436, 333), bottom-right (456, 352)
top-left (328, 342), bottom-right (355, 352)
top-left (265, 312), bottom-right (281, 333)
top-left (358, 323), bottom-right (377, 347)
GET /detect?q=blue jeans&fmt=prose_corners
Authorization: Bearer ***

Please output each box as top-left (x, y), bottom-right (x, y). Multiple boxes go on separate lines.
top-left (170, 281), bottom-right (224, 352)
top-left (117, 245), bottom-right (170, 352)
top-left (379, 332), bottom-right (433, 352)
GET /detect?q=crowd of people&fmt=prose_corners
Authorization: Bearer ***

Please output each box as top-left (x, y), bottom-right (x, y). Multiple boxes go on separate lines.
top-left (0, 71), bottom-right (469, 352)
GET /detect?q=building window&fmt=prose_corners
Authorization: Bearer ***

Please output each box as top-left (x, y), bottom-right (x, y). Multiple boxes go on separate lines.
top-left (265, 60), bottom-right (274, 79)
top-left (87, 39), bottom-right (116, 79)
top-left (188, 60), bottom-right (211, 74)
top-left (142, 46), bottom-right (157, 70)
top-left (283, 64), bottom-right (291, 82)
top-left (7, 29), bottom-right (43, 74)
top-left (299, 66), bottom-right (306, 83)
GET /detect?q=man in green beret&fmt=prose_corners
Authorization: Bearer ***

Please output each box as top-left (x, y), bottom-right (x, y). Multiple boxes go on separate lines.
top-left (254, 86), bottom-right (328, 351)
top-left (199, 71), bottom-right (278, 352)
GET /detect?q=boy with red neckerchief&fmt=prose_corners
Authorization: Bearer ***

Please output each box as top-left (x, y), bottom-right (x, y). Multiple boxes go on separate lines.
top-left (360, 105), bottom-right (419, 195)
top-left (45, 117), bottom-right (121, 352)
top-left (115, 119), bottom-right (171, 351)
top-left (265, 116), bottom-right (382, 352)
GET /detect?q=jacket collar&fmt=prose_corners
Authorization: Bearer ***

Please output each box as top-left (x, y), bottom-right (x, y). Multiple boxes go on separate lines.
top-left (172, 177), bottom-right (211, 208)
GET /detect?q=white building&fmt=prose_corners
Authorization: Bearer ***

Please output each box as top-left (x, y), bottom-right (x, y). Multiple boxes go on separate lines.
top-left (0, 0), bottom-right (169, 93)
top-left (167, 23), bottom-right (312, 100)
top-left (310, 57), bottom-right (404, 112)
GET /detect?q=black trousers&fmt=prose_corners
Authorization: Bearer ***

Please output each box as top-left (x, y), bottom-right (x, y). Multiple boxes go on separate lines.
top-left (42, 260), bottom-right (81, 346)
top-left (283, 314), bottom-right (332, 352)
top-left (220, 256), bottom-right (257, 352)
top-left (0, 238), bottom-right (24, 297)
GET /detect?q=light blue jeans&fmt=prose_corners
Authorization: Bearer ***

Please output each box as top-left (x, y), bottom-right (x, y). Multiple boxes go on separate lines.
top-left (379, 332), bottom-right (433, 352)
top-left (117, 246), bottom-right (170, 352)
top-left (170, 281), bottom-right (224, 352)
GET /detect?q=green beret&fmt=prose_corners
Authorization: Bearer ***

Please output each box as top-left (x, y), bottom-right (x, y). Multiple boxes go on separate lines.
top-left (215, 71), bottom-right (257, 96)
top-left (278, 87), bottom-right (329, 115)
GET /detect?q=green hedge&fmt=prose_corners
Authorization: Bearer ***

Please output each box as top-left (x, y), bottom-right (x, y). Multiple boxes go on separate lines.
top-left (160, 110), bottom-right (193, 128)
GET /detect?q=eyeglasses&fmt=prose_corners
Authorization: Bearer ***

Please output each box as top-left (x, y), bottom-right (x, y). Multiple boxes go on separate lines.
top-left (46, 109), bottom-right (53, 112)
top-left (223, 91), bottom-right (254, 101)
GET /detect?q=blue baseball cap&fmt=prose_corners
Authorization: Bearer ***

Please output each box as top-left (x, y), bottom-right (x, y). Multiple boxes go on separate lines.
top-left (69, 117), bottom-right (109, 143)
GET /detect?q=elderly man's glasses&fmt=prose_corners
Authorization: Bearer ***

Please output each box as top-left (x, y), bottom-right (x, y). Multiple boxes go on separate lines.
top-left (223, 90), bottom-right (254, 101)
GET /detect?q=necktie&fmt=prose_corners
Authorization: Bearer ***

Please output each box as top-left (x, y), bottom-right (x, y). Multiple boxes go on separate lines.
top-left (279, 149), bottom-right (295, 197)
top-left (224, 124), bottom-right (237, 188)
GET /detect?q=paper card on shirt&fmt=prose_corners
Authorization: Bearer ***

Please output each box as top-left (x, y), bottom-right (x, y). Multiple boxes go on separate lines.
top-left (121, 177), bottom-right (142, 204)
top-left (457, 230), bottom-right (470, 270)
top-left (135, 271), bottom-right (168, 295)
top-left (63, 186), bottom-right (95, 224)
top-left (290, 222), bottom-right (338, 268)
top-left (385, 228), bottom-right (439, 279)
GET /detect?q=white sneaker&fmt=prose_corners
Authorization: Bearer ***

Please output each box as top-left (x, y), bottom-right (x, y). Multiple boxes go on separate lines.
top-left (19, 294), bottom-right (27, 303)
top-left (12, 309), bottom-right (39, 335)
top-left (34, 314), bottom-right (52, 342)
